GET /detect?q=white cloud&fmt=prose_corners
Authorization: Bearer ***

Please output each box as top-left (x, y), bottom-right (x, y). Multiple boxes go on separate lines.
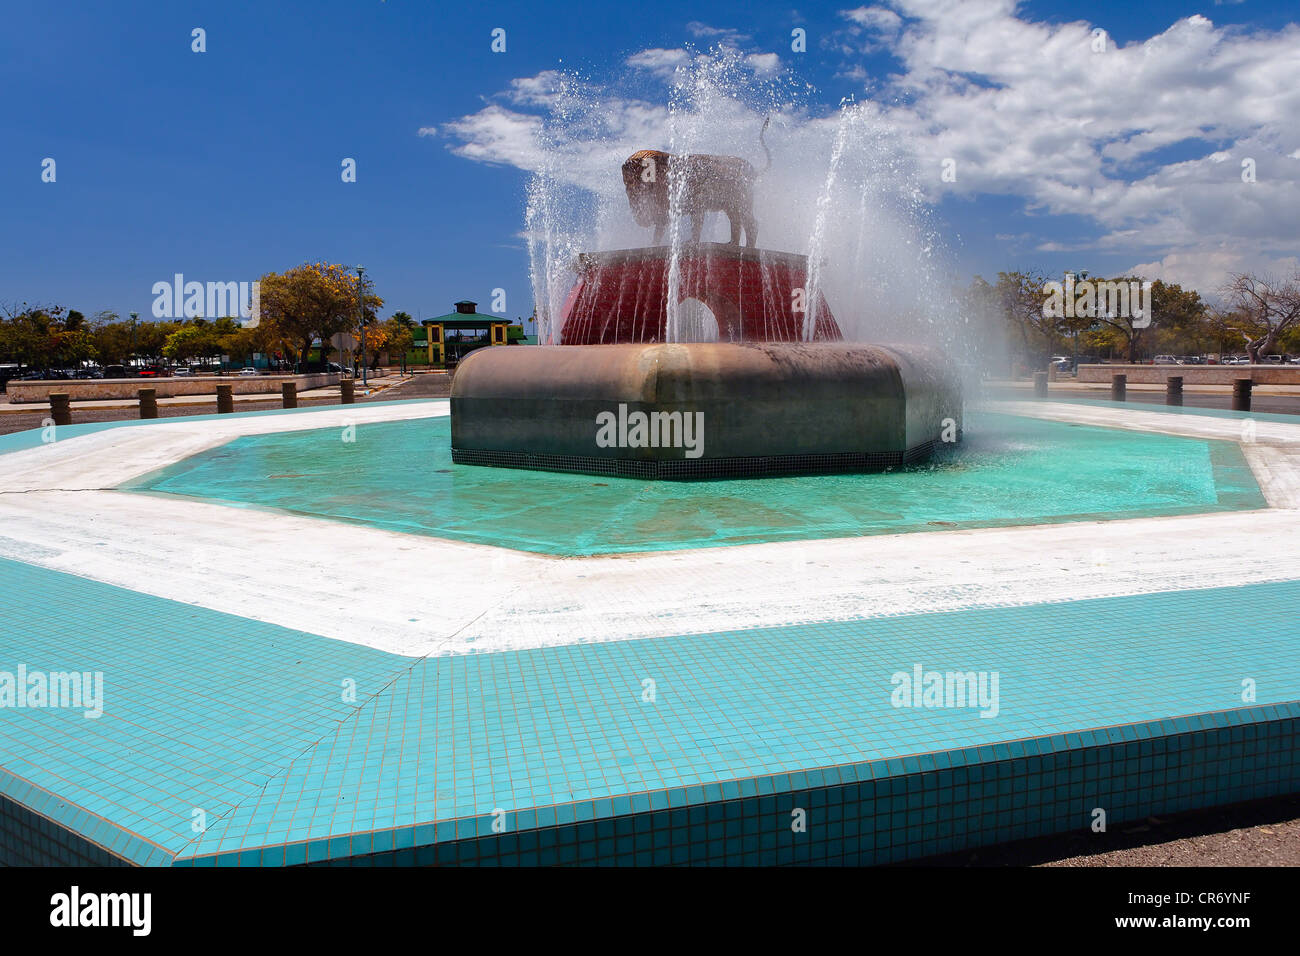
top-left (504, 71), bottom-right (571, 107)
top-left (746, 52), bottom-right (782, 75)
top-left (842, 6), bottom-right (903, 36)
top-left (626, 47), bottom-right (691, 79)
top-left (833, 4), bottom-right (905, 54)
top-left (437, 105), bottom-right (546, 170)
top-left (686, 22), bottom-right (750, 44)
top-left (826, 1), bottom-right (1300, 290)
top-left (1126, 250), bottom-right (1300, 298)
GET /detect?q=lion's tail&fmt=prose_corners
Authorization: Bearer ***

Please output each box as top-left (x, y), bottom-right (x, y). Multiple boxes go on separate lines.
top-left (758, 116), bottom-right (772, 175)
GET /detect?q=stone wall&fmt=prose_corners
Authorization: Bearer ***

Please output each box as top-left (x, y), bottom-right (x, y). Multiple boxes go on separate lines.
top-left (7, 373), bottom-right (340, 404)
top-left (1076, 365), bottom-right (1300, 385)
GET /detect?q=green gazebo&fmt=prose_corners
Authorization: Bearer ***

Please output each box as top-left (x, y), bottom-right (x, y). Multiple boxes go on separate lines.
top-left (415, 301), bottom-right (525, 368)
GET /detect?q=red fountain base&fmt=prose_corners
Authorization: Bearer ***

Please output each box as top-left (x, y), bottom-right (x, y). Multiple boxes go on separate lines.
top-left (557, 243), bottom-right (842, 344)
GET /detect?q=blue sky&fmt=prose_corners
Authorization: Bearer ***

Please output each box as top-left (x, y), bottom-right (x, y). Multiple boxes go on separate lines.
top-left (2, 0), bottom-right (1298, 324)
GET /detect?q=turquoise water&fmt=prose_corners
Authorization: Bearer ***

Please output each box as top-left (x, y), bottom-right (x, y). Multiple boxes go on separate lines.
top-left (124, 411), bottom-right (1264, 555)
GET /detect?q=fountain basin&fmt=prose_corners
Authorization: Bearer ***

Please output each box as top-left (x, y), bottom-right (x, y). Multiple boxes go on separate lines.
top-left (450, 342), bottom-right (962, 479)
top-left (558, 244), bottom-right (842, 343)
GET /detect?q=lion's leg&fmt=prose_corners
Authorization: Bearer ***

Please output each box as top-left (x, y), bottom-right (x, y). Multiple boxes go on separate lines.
top-left (690, 215), bottom-right (703, 243)
top-left (652, 220), bottom-right (665, 245)
top-left (727, 212), bottom-right (741, 245)
top-left (743, 212), bottom-right (758, 248)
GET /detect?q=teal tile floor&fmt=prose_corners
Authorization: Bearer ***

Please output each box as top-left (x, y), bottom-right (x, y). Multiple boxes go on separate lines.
top-left (123, 411), bottom-right (1264, 555)
top-left (0, 555), bottom-right (1297, 865)
top-left (0, 557), bottom-right (412, 865)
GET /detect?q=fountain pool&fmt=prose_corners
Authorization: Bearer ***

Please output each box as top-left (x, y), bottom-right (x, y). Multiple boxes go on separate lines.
top-left (125, 410), bottom-right (1263, 555)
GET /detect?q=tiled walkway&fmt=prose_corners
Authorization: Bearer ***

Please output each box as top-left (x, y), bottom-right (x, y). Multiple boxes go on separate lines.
top-left (2, 556), bottom-right (1297, 865)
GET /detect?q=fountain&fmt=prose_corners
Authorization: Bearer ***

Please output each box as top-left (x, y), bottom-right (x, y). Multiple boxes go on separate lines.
top-left (451, 54), bottom-right (963, 478)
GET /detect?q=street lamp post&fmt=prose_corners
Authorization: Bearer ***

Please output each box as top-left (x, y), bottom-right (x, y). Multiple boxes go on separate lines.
top-left (357, 265), bottom-right (368, 387)
top-left (1066, 270), bottom-right (1088, 372)
top-left (129, 311), bottom-right (138, 370)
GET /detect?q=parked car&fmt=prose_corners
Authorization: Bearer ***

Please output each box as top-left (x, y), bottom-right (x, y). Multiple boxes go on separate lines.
top-left (1263, 354), bottom-right (1285, 364)
top-left (172, 367), bottom-right (192, 376)
top-left (238, 367), bottom-right (259, 376)
top-left (1153, 355), bottom-right (1179, 365)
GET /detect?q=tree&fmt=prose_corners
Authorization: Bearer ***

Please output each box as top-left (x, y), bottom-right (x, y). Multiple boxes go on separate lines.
top-left (162, 322), bottom-right (219, 364)
top-left (1222, 271), bottom-right (1300, 362)
top-left (89, 312), bottom-right (131, 364)
top-left (0, 303), bottom-right (101, 369)
top-left (257, 262), bottom-right (383, 369)
top-left (219, 325), bottom-right (263, 368)
top-left (990, 271), bottom-right (1060, 372)
top-left (382, 315), bottom-right (415, 373)
top-left (1148, 280), bottom-right (1207, 358)
top-left (60, 328), bottom-right (99, 366)
top-left (1079, 275), bottom-right (1141, 363)
top-left (2, 303), bottom-right (56, 368)
top-left (132, 320), bottom-right (176, 364)
top-left (1279, 322), bottom-right (1300, 355)
top-left (1082, 277), bottom-right (1205, 363)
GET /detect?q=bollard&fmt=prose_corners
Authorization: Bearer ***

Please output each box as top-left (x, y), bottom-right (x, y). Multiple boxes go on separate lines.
top-left (1033, 371), bottom-right (1048, 398)
top-left (340, 379), bottom-right (355, 405)
top-left (281, 381), bottom-right (297, 409)
top-left (48, 392), bottom-right (71, 427)
top-left (1232, 378), bottom-right (1252, 412)
top-left (138, 387), bottom-right (158, 419)
top-left (1166, 375), bottom-right (1183, 407)
top-left (216, 383), bottom-right (233, 414)
top-left (1110, 373), bottom-right (1126, 402)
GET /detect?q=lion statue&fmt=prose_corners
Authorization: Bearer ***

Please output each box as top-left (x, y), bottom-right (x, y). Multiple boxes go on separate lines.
top-left (622, 118), bottom-right (771, 247)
